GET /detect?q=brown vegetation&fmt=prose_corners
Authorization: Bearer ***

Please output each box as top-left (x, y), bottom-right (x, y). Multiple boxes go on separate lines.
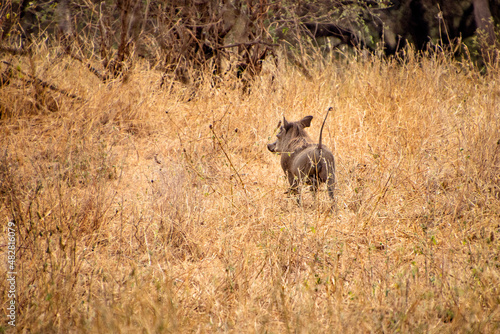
top-left (1, 44), bottom-right (500, 332)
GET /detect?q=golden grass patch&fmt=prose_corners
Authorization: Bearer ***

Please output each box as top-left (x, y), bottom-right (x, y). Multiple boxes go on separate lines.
top-left (1, 47), bottom-right (500, 332)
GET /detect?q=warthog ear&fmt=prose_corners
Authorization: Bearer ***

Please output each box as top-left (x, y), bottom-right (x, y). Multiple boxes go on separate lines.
top-left (300, 116), bottom-right (313, 128)
top-left (283, 117), bottom-right (289, 130)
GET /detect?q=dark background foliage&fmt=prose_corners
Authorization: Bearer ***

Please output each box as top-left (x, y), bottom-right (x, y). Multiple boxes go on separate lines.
top-left (1, 0), bottom-right (499, 83)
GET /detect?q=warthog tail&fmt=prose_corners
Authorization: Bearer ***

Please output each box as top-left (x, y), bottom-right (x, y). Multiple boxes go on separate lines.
top-left (318, 107), bottom-right (332, 150)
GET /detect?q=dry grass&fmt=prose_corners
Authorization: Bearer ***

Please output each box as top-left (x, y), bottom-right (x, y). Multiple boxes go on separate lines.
top-left (1, 46), bottom-right (500, 333)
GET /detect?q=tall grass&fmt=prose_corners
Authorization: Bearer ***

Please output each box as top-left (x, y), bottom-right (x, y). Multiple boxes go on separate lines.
top-left (1, 44), bottom-right (499, 333)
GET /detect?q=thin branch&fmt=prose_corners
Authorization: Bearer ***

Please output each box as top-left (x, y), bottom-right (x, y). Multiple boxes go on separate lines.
top-left (0, 45), bottom-right (28, 55)
top-left (209, 124), bottom-right (247, 195)
top-left (217, 40), bottom-right (278, 49)
top-left (2, 60), bottom-right (82, 100)
top-left (67, 52), bottom-right (107, 82)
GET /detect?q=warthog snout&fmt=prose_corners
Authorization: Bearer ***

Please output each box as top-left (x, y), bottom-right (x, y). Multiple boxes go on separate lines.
top-left (267, 120), bottom-right (281, 153)
top-left (267, 108), bottom-right (335, 204)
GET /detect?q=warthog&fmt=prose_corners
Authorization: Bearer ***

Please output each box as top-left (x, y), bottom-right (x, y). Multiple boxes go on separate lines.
top-left (267, 107), bottom-right (335, 203)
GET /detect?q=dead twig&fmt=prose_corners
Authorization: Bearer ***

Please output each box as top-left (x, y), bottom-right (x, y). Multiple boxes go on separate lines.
top-left (67, 52), bottom-right (107, 82)
top-left (0, 45), bottom-right (28, 55)
top-left (2, 60), bottom-right (82, 100)
top-left (217, 40), bottom-right (279, 49)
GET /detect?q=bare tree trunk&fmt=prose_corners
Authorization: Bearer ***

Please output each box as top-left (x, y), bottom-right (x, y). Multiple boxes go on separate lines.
top-left (473, 0), bottom-right (498, 64)
top-left (56, 0), bottom-right (74, 37)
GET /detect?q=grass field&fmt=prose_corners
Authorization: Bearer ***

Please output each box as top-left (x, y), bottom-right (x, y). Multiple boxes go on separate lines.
top-left (1, 45), bottom-right (500, 333)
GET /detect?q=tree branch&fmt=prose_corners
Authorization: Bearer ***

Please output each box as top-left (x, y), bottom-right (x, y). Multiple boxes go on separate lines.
top-left (2, 60), bottom-right (82, 100)
top-left (217, 40), bottom-right (278, 49)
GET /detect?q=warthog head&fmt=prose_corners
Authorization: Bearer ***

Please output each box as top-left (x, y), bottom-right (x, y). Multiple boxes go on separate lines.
top-left (267, 116), bottom-right (313, 154)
